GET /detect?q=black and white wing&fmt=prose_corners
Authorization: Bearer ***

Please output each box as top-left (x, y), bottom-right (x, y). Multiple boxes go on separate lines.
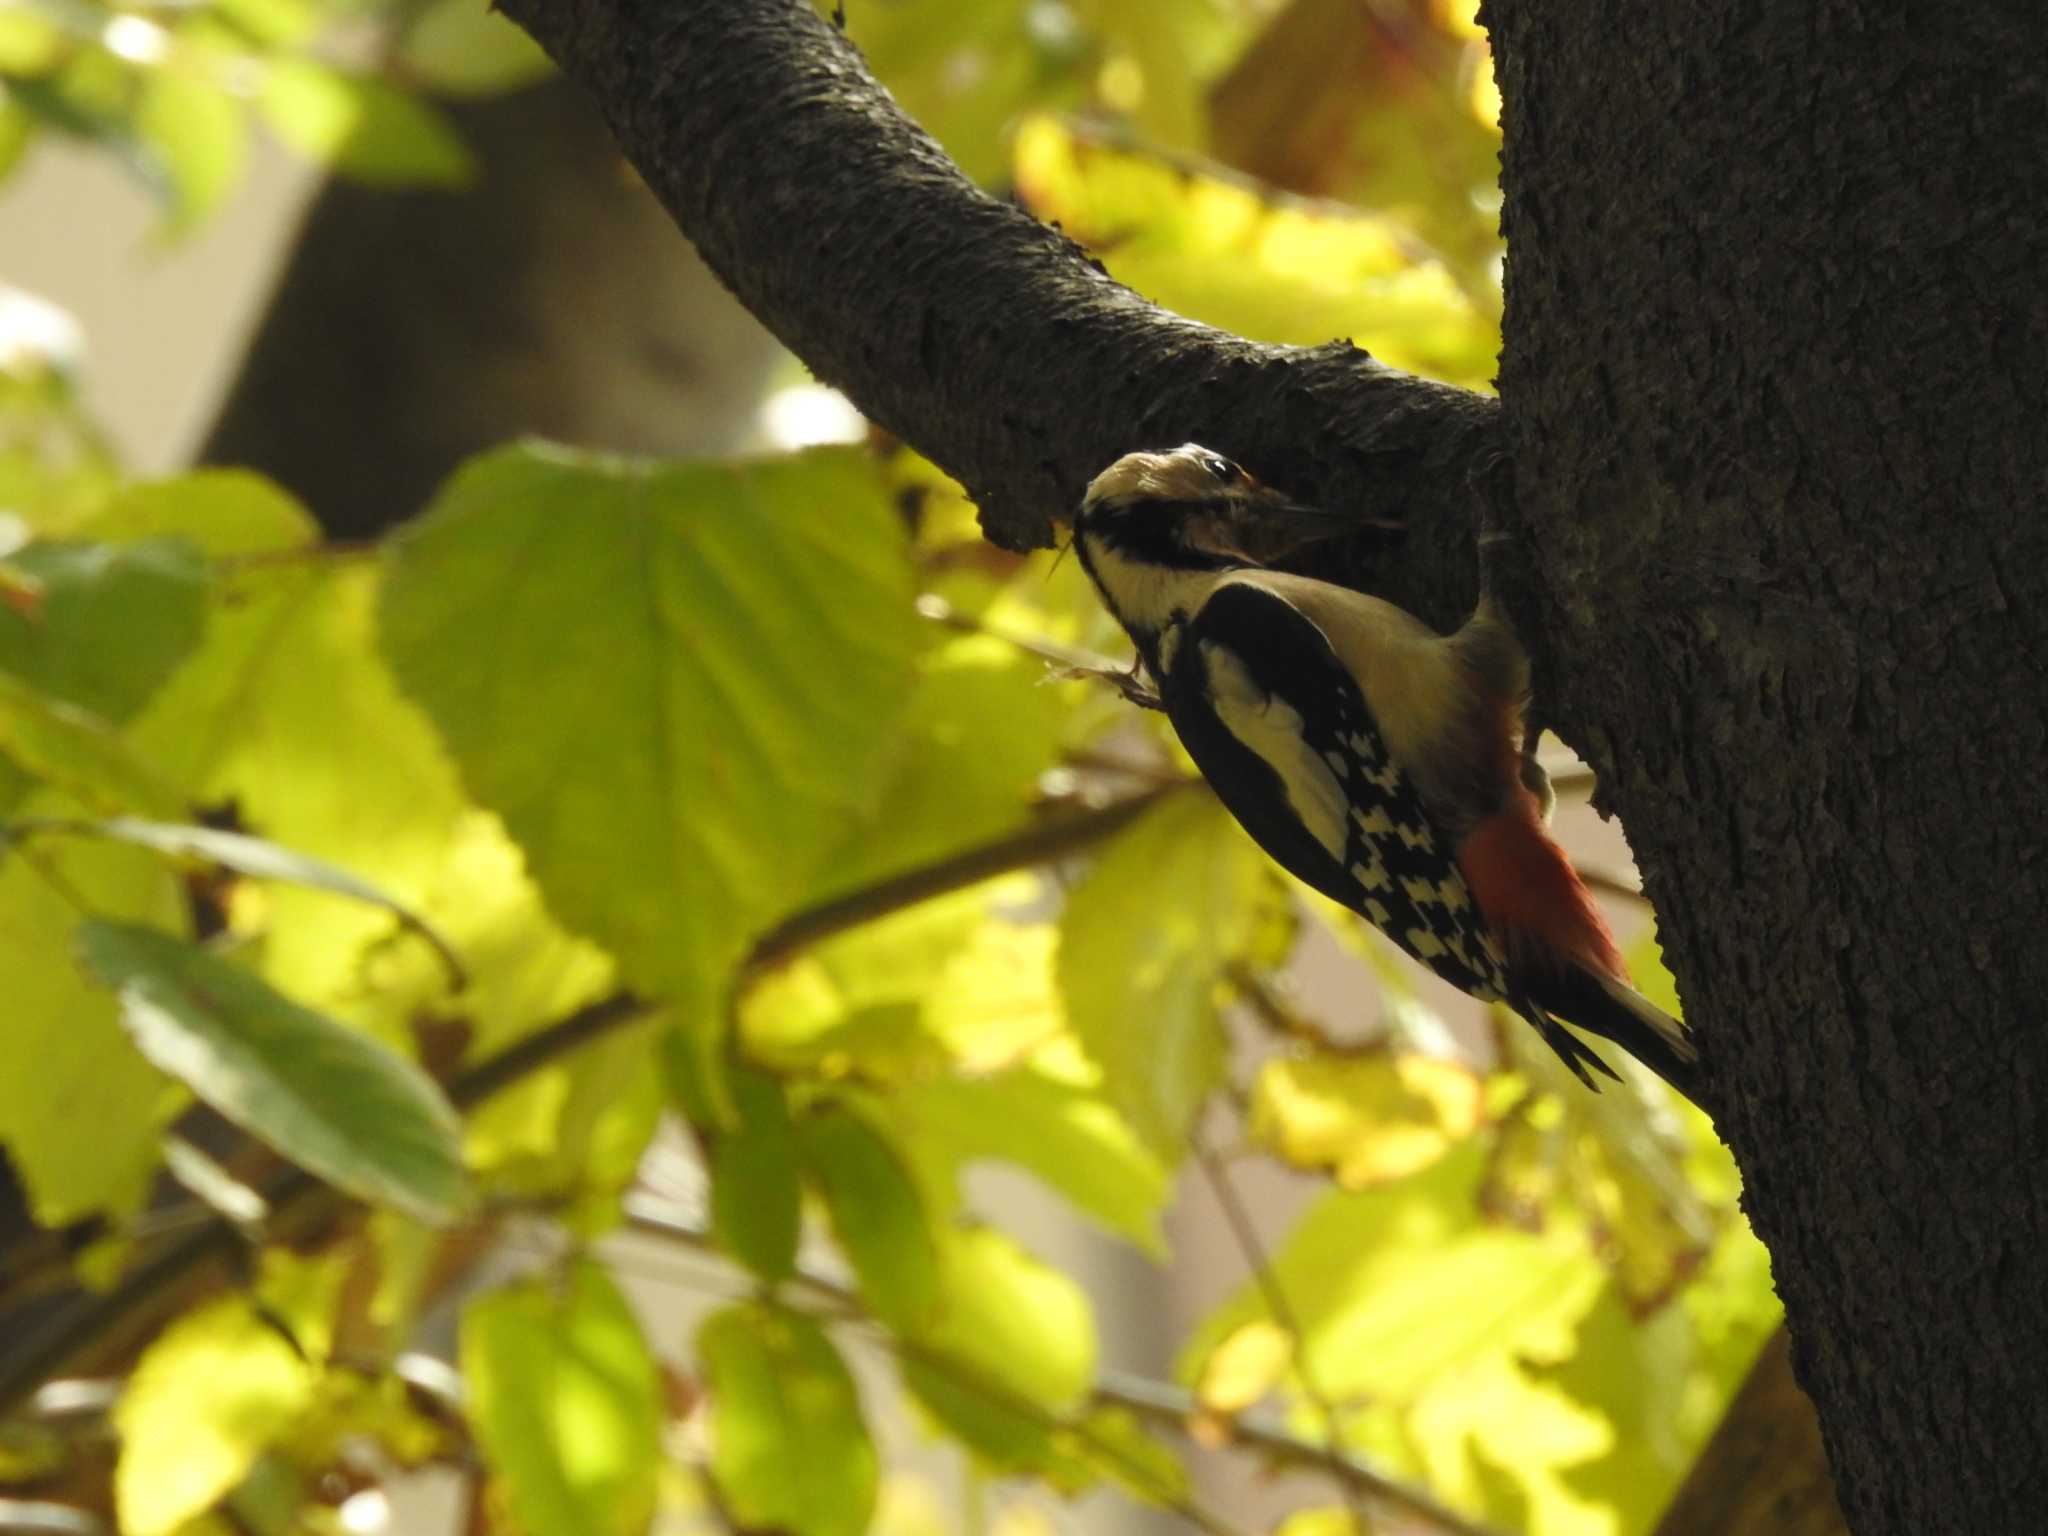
top-left (1157, 580), bottom-right (1510, 1002)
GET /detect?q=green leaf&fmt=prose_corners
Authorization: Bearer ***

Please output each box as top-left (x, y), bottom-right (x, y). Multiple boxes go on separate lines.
top-left (130, 558), bottom-right (479, 1030)
top-left (88, 469), bottom-right (317, 556)
top-left (1183, 1142), bottom-right (1606, 1405)
top-left (136, 67), bottom-right (248, 235)
top-left (708, 1065), bottom-right (801, 1283)
top-left (742, 883), bottom-right (992, 1080)
top-left (1059, 792), bottom-right (1287, 1157)
top-left (915, 1225), bottom-right (1095, 1413)
top-left (398, 0), bottom-right (554, 97)
top-left (1208, 0), bottom-right (1504, 305)
top-left (380, 443), bottom-right (920, 1032)
top-left (0, 97), bottom-right (35, 184)
top-left (45, 815), bottom-right (464, 987)
top-left (0, 814), bottom-right (183, 1224)
top-left (1014, 114), bottom-right (1498, 390)
top-left (1250, 1050), bottom-right (1485, 1188)
top-left (0, 670), bottom-right (183, 817)
top-left (838, 0), bottom-right (1082, 186)
top-left (0, 536), bottom-right (207, 722)
top-left (259, 60), bottom-right (473, 187)
top-left (113, 1294), bottom-right (319, 1536)
top-left (76, 920), bottom-right (466, 1223)
top-left (698, 1302), bottom-right (878, 1536)
top-left (0, 8), bottom-right (64, 73)
top-left (811, 632), bottom-right (1069, 900)
top-left (882, 1033), bottom-right (1170, 1255)
top-left (463, 1260), bottom-right (663, 1536)
top-left (796, 1105), bottom-right (939, 1328)
top-left (900, 1358), bottom-right (1094, 1490)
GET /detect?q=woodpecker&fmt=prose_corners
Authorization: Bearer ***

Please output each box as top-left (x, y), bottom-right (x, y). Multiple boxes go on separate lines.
top-left (1072, 443), bottom-right (1696, 1095)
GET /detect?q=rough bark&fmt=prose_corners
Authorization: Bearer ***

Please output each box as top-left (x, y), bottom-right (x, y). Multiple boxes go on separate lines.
top-left (433, 0), bottom-right (2046, 1529)
top-left (1655, 1327), bottom-right (1848, 1536)
top-left (485, 0), bottom-right (1494, 629)
top-left (1487, 5), bottom-right (2048, 1532)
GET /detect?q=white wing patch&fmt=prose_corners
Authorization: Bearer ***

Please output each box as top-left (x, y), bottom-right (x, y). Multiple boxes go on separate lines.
top-left (1201, 641), bottom-right (1349, 861)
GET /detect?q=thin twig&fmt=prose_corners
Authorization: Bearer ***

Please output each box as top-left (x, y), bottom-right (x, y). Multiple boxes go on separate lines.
top-left (914, 591), bottom-right (1128, 676)
top-left (211, 542), bottom-right (376, 574)
top-left (0, 785), bottom-right (1185, 1413)
top-left (1576, 866), bottom-right (1649, 905)
top-left (1095, 1370), bottom-right (1503, 1536)
top-left (623, 1196), bottom-right (1252, 1536)
top-left (625, 1193), bottom-right (1501, 1536)
top-left (1193, 1132), bottom-right (1369, 1531)
top-left (745, 781), bottom-right (1189, 972)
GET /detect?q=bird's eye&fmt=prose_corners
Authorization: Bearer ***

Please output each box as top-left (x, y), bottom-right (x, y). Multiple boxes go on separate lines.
top-left (1202, 455), bottom-right (1241, 486)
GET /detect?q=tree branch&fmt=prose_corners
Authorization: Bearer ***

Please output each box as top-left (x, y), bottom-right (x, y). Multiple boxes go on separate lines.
top-left (0, 786), bottom-right (1179, 1414)
top-left (491, 0), bottom-right (1497, 624)
top-left (621, 1195), bottom-right (1496, 1536)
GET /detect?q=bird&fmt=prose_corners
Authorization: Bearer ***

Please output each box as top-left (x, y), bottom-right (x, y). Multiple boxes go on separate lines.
top-left (1069, 442), bottom-right (1697, 1096)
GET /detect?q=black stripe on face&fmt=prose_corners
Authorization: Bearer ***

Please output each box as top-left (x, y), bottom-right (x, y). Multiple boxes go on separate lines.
top-left (1077, 498), bottom-right (1239, 572)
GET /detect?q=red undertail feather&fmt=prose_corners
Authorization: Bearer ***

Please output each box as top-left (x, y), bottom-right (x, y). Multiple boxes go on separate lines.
top-left (1457, 787), bottom-right (1698, 1096)
top-left (1457, 787), bottom-right (1626, 982)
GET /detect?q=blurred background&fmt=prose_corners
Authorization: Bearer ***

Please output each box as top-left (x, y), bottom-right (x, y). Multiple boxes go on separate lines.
top-left (0, 3), bottom-right (1778, 1535)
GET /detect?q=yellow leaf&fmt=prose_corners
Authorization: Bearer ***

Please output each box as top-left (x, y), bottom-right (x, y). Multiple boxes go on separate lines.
top-left (1193, 1319), bottom-right (1292, 1414)
top-left (1251, 1052), bottom-right (1484, 1187)
top-left (114, 1298), bottom-right (318, 1536)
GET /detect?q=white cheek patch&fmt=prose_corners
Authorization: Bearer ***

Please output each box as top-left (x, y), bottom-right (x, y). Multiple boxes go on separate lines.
top-left (1200, 641), bottom-right (1349, 861)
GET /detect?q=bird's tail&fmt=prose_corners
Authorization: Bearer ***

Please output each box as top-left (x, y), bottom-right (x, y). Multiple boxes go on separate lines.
top-left (1520, 964), bottom-right (1699, 1102)
top-left (1460, 795), bottom-right (1699, 1100)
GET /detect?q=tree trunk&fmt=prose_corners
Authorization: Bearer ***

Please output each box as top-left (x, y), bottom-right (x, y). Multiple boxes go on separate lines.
top-left (1487, 5), bottom-right (2048, 1530)
top-left (460, 0), bottom-right (2048, 1528)
top-left (201, 74), bottom-right (783, 538)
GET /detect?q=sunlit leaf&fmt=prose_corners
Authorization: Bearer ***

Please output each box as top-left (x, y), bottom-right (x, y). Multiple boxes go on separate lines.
top-left (131, 553), bottom-right (479, 1032)
top-left (1209, 0), bottom-right (1503, 302)
top-left (1014, 115), bottom-right (1498, 389)
top-left (259, 60), bottom-right (473, 187)
top-left (1059, 791), bottom-right (1285, 1157)
top-left (836, 0), bottom-right (1084, 185)
top-left (1069, 1403), bottom-right (1190, 1509)
top-left (381, 443), bottom-right (920, 1041)
top-left (114, 1295), bottom-right (318, 1536)
top-left (811, 632), bottom-right (1069, 902)
top-left (1527, 1281), bottom-right (1696, 1531)
top-left (77, 920), bottom-right (466, 1223)
top-left (1182, 1142), bottom-right (1606, 1407)
top-left (881, 1033), bottom-right (1170, 1254)
top-left (708, 1063), bottom-right (801, 1282)
top-left (0, 813), bottom-right (182, 1224)
top-left (136, 67), bottom-right (248, 235)
top-left (88, 468), bottom-right (316, 556)
top-left (1250, 1050), bottom-right (1484, 1187)
top-left (0, 8), bottom-right (63, 74)
top-left (797, 1104), bottom-right (940, 1328)
top-left (1194, 1319), bottom-right (1292, 1414)
top-left (1274, 1511), bottom-right (1358, 1536)
top-left (839, 0), bottom-right (1254, 183)
top-left (511, 1018), bottom-right (665, 1232)
top-left (699, 1302), bottom-right (878, 1536)
top-left (743, 882), bottom-right (994, 1080)
top-left (464, 1260), bottom-right (663, 1536)
top-left (0, 670), bottom-right (182, 816)
top-left (43, 815), bottom-right (463, 984)
top-left (915, 1225), bottom-right (1095, 1413)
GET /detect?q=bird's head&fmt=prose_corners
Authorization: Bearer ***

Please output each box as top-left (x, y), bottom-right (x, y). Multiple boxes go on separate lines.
top-left (1072, 444), bottom-right (1300, 580)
